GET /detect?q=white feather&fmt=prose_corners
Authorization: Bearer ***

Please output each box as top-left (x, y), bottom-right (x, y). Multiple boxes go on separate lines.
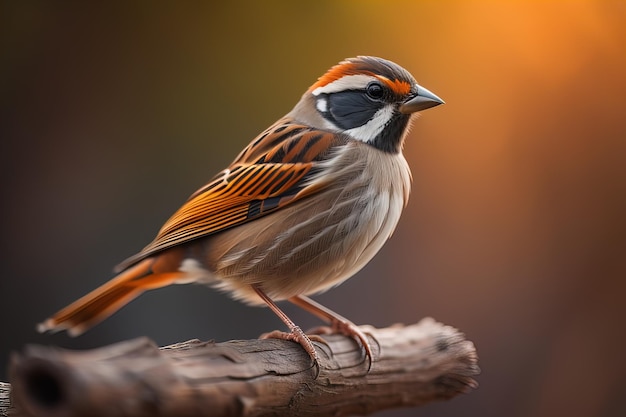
top-left (312, 74), bottom-right (376, 96)
top-left (178, 258), bottom-right (214, 284)
top-left (345, 104), bottom-right (395, 143)
top-left (316, 97), bottom-right (328, 112)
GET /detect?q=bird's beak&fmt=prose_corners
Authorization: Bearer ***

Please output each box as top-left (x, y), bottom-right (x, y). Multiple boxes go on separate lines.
top-left (399, 85), bottom-right (444, 114)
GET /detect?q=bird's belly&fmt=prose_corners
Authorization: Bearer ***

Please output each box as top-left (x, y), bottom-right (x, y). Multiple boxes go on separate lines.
top-left (202, 181), bottom-right (404, 305)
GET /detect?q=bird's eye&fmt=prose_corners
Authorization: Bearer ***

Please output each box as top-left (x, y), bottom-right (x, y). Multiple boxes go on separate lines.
top-left (366, 82), bottom-right (384, 100)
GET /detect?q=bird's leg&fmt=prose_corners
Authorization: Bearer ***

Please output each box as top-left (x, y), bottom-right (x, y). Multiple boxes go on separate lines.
top-left (253, 285), bottom-right (320, 376)
top-left (288, 294), bottom-right (374, 371)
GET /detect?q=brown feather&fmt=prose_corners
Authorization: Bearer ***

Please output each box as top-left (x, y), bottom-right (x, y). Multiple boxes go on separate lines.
top-left (38, 251), bottom-right (187, 335)
top-left (202, 141), bottom-right (411, 305)
top-left (115, 117), bottom-right (343, 272)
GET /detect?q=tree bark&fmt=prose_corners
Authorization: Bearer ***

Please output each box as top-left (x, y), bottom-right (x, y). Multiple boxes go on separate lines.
top-left (6, 317), bottom-right (479, 417)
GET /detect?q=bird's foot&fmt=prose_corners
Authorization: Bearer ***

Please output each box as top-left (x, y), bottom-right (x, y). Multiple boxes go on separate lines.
top-left (287, 295), bottom-right (376, 372)
top-left (260, 326), bottom-right (322, 378)
top-left (307, 319), bottom-right (375, 371)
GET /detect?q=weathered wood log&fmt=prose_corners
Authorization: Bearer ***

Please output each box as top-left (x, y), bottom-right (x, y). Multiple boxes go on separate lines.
top-left (6, 318), bottom-right (479, 417)
top-left (0, 382), bottom-right (12, 417)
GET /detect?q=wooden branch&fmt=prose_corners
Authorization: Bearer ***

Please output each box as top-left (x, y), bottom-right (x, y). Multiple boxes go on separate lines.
top-left (5, 318), bottom-right (479, 417)
top-left (0, 382), bottom-right (12, 417)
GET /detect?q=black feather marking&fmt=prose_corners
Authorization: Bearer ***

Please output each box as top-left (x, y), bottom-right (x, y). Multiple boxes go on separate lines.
top-left (236, 166), bottom-right (270, 195)
top-left (326, 91), bottom-right (381, 130)
top-left (273, 124), bottom-right (288, 134)
top-left (247, 200), bottom-right (262, 218)
top-left (285, 135), bottom-right (301, 154)
top-left (260, 196), bottom-right (281, 212)
top-left (370, 112), bottom-right (411, 154)
top-left (256, 169), bottom-right (283, 196)
top-left (269, 169), bottom-right (297, 194)
top-left (269, 146), bottom-right (286, 163)
top-left (263, 127), bottom-right (306, 162)
top-left (295, 134), bottom-right (323, 160)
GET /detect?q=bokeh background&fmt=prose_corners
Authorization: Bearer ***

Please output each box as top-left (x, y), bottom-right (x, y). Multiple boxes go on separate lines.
top-left (2, 1), bottom-right (625, 416)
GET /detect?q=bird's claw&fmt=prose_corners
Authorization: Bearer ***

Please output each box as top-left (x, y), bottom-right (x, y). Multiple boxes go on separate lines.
top-left (260, 327), bottom-right (321, 378)
top-left (308, 321), bottom-right (375, 372)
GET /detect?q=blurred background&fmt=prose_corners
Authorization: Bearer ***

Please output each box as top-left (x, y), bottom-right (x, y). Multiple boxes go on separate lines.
top-left (2, 1), bottom-right (625, 416)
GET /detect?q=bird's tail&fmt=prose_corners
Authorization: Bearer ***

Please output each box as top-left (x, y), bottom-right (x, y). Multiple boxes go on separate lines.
top-left (37, 257), bottom-right (184, 336)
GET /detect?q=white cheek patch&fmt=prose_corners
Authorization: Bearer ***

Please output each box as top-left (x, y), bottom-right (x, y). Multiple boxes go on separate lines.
top-left (312, 74), bottom-right (376, 96)
top-left (316, 97), bottom-right (328, 113)
top-left (345, 104), bottom-right (395, 143)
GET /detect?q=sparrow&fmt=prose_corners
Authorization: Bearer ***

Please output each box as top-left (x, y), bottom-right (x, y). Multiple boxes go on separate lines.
top-left (38, 56), bottom-right (444, 371)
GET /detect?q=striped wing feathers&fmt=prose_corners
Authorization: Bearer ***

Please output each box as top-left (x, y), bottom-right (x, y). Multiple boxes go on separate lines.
top-left (116, 118), bottom-right (341, 270)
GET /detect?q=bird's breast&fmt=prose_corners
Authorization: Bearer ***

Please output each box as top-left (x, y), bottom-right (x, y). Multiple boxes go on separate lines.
top-left (201, 143), bottom-right (412, 304)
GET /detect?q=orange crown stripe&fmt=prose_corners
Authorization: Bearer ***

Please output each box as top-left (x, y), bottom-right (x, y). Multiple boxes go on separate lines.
top-left (309, 62), bottom-right (363, 91)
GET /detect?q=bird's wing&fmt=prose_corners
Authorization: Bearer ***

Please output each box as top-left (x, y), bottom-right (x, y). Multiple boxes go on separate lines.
top-left (115, 118), bottom-right (342, 271)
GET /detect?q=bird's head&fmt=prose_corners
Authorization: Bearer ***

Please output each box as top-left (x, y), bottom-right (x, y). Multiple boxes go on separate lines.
top-left (289, 56), bottom-right (444, 153)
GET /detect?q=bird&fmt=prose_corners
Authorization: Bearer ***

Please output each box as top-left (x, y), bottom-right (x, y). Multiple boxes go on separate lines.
top-left (38, 56), bottom-right (444, 372)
